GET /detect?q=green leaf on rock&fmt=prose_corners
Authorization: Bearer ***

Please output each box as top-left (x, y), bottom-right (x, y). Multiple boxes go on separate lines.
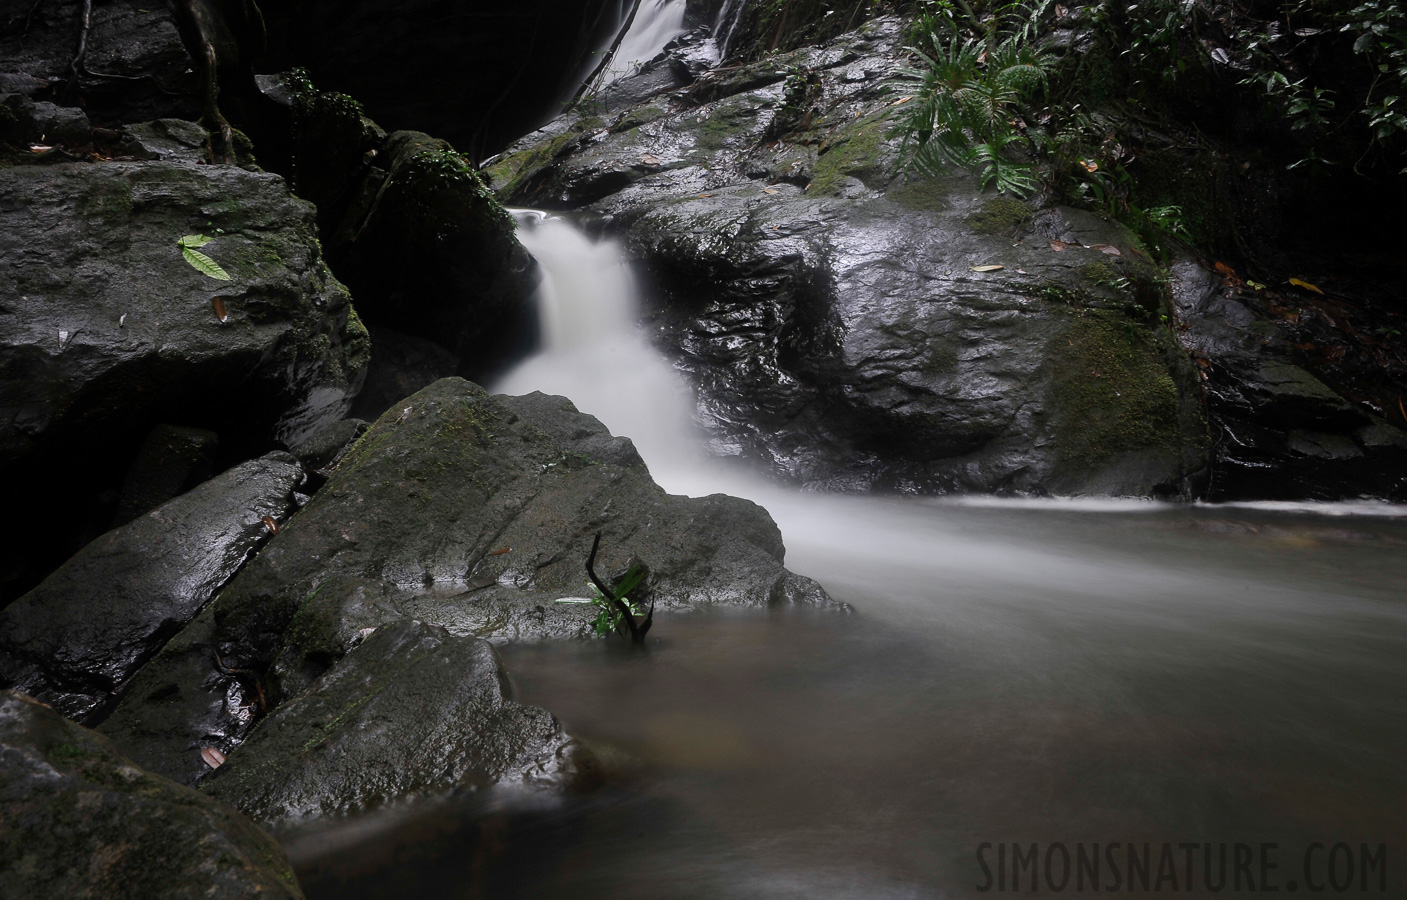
top-left (181, 246), bottom-right (232, 281)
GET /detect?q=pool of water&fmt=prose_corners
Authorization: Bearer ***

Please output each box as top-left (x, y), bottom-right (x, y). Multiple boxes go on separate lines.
top-left (288, 498), bottom-right (1407, 898)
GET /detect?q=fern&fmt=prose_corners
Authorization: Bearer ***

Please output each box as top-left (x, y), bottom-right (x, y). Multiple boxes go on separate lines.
top-left (891, 2), bottom-right (1054, 197)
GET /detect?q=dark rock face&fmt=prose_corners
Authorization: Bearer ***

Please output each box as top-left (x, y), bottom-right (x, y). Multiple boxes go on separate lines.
top-left (100, 378), bottom-right (832, 802)
top-left (491, 20), bottom-right (1209, 496)
top-left (0, 155), bottom-right (367, 601)
top-left (323, 130), bottom-right (538, 379)
top-left (1170, 260), bottom-right (1407, 500)
top-left (348, 326), bottom-right (461, 422)
top-left (0, 453), bottom-right (303, 722)
top-left (260, 0), bottom-right (632, 159)
top-left (0, 691), bottom-right (303, 900)
top-left (201, 620), bottom-right (588, 825)
top-left (0, 0), bottom-right (197, 129)
top-left (113, 423), bottom-right (221, 525)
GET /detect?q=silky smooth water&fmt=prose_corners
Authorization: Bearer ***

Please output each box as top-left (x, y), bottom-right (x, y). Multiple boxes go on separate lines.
top-left (288, 215), bottom-right (1407, 899)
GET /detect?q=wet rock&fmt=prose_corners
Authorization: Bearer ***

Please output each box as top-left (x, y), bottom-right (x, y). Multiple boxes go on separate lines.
top-left (491, 19), bottom-right (1208, 496)
top-left (113, 423), bottom-right (220, 525)
top-left (0, 157), bottom-right (368, 602)
top-left (119, 118), bottom-right (210, 162)
top-left (0, 691), bottom-right (303, 900)
top-left (201, 620), bottom-right (588, 826)
top-left (101, 378), bottom-right (833, 785)
top-left (0, 453), bottom-right (303, 723)
top-left (0, 0), bottom-right (198, 128)
top-left (1170, 258), bottom-right (1407, 500)
top-left (284, 418), bottom-right (366, 474)
top-left (0, 93), bottom-right (91, 148)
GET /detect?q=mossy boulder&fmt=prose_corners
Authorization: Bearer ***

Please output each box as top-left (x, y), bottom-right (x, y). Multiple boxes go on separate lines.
top-left (100, 378), bottom-right (834, 793)
top-left (0, 691), bottom-right (303, 900)
top-left (200, 620), bottom-right (590, 826)
top-left (325, 131), bottom-right (537, 379)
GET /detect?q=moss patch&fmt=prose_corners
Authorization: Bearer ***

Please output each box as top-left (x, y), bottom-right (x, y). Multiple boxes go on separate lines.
top-left (1046, 311), bottom-right (1182, 471)
top-left (886, 176), bottom-right (954, 211)
top-left (809, 112), bottom-right (887, 195)
top-left (967, 196), bottom-right (1034, 234)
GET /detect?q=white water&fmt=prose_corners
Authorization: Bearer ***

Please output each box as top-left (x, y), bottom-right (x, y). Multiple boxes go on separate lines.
top-left (600, 0), bottom-right (689, 85)
top-left (494, 211), bottom-right (708, 487)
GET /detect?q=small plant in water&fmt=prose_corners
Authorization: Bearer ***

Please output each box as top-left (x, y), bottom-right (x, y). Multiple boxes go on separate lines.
top-left (559, 564), bottom-right (648, 638)
top-left (556, 532), bottom-right (654, 642)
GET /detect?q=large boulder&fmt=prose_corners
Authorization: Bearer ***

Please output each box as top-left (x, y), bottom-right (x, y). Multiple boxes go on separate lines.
top-left (0, 156), bottom-right (367, 601)
top-left (100, 378), bottom-right (832, 793)
top-left (491, 19), bottom-right (1209, 496)
top-left (0, 691), bottom-right (303, 900)
top-left (200, 620), bottom-right (589, 826)
top-left (251, 74), bottom-right (539, 383)
top-left (0, 453), bottom-right (304, 723)
top-left (323, 130), bottom-right (538, 378)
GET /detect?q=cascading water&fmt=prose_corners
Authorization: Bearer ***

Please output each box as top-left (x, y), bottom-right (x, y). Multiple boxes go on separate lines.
top-left (492, 211), bottom-right (708, 492)
top-left (713, 0), bottom-right (751, 59)
top-left (600, 0), bottom-right (690, 84)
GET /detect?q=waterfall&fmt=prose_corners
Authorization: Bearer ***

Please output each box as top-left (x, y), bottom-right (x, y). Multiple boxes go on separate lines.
top-left (492, 211), bottom-right (708, 494)
top-left (600, 0), bottom-right (689, 85)
top-left (713, 0), bottom-right (750, 59)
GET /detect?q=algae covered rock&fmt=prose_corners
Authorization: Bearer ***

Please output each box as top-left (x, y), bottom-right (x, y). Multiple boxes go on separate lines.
top-left (0, 691), bottom-right (303, 900)
top-left (0, 453), bottom-right (303, 723)
top-left (201, 620), bottom-right (588, 825)
top-left (325, 131), bottom-right (537, 378)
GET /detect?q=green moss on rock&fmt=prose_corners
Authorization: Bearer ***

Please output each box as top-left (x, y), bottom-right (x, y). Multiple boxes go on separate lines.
top-left (1047, 311), bottom-right (1182, 471)
top-left (967, 196), bottom-right (1034, 234)
top-left (809, 112), bottom-right (888, 195)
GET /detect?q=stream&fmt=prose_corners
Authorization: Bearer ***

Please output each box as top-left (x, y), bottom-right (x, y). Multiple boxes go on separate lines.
top-left (284, 212), bottom-right (1407, 898)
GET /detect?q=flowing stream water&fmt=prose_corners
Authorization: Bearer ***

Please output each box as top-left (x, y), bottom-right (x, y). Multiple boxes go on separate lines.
top-left (289, 214), bottom-right (1407, 898)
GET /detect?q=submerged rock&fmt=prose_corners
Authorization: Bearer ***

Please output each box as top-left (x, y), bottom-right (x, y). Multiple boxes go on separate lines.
top-left (0, 691), bottom-right (303, 900)
top-left (0, 453), bottom-right (303, 723)
top-left (201, 620), bottom-right (589, 826)
top-left (101, 378), bottom-right (832, 796)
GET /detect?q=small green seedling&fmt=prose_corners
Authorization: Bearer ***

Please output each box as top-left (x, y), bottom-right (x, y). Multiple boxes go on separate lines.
top-left (558, 564), bottom-right (647, 638)
top-left (556, 532), bottom-right (654, 642)
top-left (177, 234), bottom-right (232, 281)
